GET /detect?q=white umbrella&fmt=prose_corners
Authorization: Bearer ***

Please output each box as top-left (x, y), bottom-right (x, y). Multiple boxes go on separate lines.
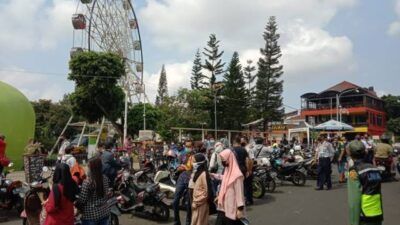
top-left (314, 119), bottom-right (354, 131)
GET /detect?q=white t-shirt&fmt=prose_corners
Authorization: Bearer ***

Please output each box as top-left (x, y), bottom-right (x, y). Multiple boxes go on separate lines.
top-left (58, 140), bottom-right (70, 156)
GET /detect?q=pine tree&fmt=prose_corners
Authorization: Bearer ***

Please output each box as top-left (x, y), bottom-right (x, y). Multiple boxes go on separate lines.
top-left (244, 60), bottom-right (256, 92)
top-left (155, 65), bottom-right (168, 105)
top-left (203, 34), bottom-right (225, 88)
top-left (190, 49), bottom-right (206, 89)
top-left (254, 16), bottom-right (284, 129)
top-left (222, 52), bottom-right (248, 129)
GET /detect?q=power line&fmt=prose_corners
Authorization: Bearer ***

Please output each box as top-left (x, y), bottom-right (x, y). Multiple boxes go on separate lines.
top-left (0, 69), bottom-right (124, 79)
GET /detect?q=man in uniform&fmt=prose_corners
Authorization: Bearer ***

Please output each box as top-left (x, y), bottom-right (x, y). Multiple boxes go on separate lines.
top-left (348, 140), bottom-right (384, 225)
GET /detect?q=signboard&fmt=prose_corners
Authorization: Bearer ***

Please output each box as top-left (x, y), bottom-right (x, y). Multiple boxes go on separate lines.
top-left (271, 124), bottom-right (287, 131)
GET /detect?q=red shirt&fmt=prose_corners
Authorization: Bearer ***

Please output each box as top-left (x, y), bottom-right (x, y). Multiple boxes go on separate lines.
top-left (0, 139), bottom-right (6, 157)
top-left (44, 184), bottom-right (74, 225)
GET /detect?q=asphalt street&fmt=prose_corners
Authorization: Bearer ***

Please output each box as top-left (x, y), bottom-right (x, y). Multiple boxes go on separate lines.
top-left (2, 174), bottom-right (399, 225)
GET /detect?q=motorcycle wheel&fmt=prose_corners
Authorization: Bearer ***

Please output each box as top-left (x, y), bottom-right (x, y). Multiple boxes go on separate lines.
top-left (109, 214), bottom-right (119, 225)
top-left (155, 202), bottom-right (170, 221)
top-left (292, 171), bottom-right (306, 186)
top-left (265, 177), bottom-right (276, 193)
top-left (252, 177), bottom-right (265, 199)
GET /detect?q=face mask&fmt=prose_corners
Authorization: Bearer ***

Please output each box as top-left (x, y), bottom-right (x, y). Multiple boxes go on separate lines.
top-left (193, 162), bottom-right (200, 171)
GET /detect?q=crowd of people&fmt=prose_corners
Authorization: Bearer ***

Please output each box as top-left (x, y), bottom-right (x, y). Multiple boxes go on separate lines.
top-left (0, 130), bottom-right (396, 225)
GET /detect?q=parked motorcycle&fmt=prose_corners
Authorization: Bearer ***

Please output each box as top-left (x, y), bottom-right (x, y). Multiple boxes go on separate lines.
top-left (301, 158), bottom-right (318, 179)
top-left (269, 156), bottom-right (306, 186)
top-left (252, 165), bottom-right (278, 199)
top-left (21, 166), bottom-right (53, 225)
top-left (0, 163), bottom-right (25, 214)
top-left (115, 169), bottom-right (170, 221)
top-left (374, 156), bottom-right (396, 182)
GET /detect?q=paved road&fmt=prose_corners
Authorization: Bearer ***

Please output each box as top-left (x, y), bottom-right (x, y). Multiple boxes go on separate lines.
top-left (2, 174), bottom-right (399, 225)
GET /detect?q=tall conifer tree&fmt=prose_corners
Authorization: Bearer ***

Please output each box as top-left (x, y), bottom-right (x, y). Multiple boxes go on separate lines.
top-left (203, 34), bottom-right (225, 88)
top-left (155, 65), bottom-right (168, 105)
top-left (254, 16), bottom-right (284, 129)
top-left (222, 52), bottom-right (247, 129)
top-left (190, 49), bottom-right (206, 89)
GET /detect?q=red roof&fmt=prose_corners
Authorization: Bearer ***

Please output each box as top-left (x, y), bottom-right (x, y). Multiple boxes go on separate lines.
top-left (321, 81), bottom-right (378, 98)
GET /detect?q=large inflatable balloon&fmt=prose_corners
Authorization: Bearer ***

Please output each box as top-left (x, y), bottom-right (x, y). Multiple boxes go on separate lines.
top-left (0, 81), bottom-right (35, 169)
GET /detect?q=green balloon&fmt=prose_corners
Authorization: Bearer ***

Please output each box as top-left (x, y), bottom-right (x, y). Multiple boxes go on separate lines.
top-left (0, 81), bottom-right (35, 169)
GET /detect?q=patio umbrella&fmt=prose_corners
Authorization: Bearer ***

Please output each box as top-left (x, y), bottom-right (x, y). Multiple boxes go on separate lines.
top-left (313, 119), bottom-right (354, 131)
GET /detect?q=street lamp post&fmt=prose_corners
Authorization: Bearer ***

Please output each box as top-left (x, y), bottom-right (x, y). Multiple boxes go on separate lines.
top-left (336, 88), bottom-right (359, 123)
top-left (212, 83), bottom-right (224, 140)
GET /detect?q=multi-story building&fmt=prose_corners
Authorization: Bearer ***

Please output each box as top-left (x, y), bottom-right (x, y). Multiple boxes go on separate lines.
top-left (300, 81), bottom-right (386, 137)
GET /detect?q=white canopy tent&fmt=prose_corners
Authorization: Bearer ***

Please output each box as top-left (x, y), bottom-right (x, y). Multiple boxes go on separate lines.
top-left (288, 121), bottom-right (313, 144)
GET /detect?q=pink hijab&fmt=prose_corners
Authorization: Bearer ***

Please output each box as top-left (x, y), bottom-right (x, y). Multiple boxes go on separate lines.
top-left (218, 149), bottom-right (244, 204)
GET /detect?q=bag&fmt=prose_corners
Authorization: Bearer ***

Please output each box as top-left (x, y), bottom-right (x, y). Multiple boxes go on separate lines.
top-left (209, 152), bottom-right (219, 173)
top-left (0, 156), bottom-right (10, 167)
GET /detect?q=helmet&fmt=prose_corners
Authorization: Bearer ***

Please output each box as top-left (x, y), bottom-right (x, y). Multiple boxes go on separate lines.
top-left (294, 145), bottom-right (301, 151)
top-left (380, 134), bottom-right (390, 141)
top-left (348, 140), bottom-right (366, 158)
top-left (167, 149), bottom-right (176, 158)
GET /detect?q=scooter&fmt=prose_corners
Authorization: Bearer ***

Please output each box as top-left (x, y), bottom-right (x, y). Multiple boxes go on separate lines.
top-left (0, 163), bottom-right (25, 214)
top-left (21, 166), bottom-right (53, 225)
top-left (269, 156), bottom-right (307, 186)
top-left (115, 170), bottom-right (170, 221)
top-left (374, 156), bottom-right (396, 182)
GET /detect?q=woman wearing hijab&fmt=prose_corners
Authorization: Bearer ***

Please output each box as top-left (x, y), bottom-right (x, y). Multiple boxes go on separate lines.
top-left (43, 163), bottom-right (79, 225)
top-left (191, 153), bottom-right (213, 225)
top-left (213, 149), bottom-right (245, 225)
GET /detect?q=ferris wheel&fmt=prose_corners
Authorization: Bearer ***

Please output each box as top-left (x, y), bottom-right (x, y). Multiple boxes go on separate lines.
top-left (71, 0), bottom-right (146, 139)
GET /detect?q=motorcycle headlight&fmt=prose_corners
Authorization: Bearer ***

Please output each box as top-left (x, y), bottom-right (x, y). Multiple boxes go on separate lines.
top-left (4, 180), bottom-right (12, 186)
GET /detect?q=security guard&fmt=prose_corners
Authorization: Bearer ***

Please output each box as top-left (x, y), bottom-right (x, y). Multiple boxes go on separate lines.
top-left (348, 140), bottom-right (384, 225)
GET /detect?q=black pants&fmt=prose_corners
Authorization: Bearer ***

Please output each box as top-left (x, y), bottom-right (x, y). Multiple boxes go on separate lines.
top-left (215, 211), bottom-right (242, 225)
top-left (317, 157), bottom-right (332, 189)
top-left (244, 174), bottom-right (253, 204)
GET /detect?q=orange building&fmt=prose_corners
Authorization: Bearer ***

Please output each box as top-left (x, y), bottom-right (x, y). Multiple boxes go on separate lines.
top-left (300, 81), bottom-right (386, 137)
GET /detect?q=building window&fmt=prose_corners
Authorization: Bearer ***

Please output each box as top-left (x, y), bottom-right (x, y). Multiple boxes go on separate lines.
top-left (377, 115), bottom-right (383, 127)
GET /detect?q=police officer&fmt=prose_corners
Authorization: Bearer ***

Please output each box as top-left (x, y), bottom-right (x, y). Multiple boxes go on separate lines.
top-left (348, 140), bottom-right (384, 225)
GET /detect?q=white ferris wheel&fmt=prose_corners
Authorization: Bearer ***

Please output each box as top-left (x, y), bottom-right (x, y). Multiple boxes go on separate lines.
top-left (71, 0), bottom-right (146, 140)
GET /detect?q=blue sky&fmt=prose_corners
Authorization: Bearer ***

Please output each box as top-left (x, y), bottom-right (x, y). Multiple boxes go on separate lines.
top-left (0, 0), bottom-right (400, 111)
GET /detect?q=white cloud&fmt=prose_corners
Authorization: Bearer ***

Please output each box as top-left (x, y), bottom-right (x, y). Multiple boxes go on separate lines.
top-left (388, 21), bottom-right (400, 37)
top-left (140, 0), bottom-right (358, 89)
top-left (387, 0), bottom-right (400, 37)
top-left (143, 61), bottom-right (192, 103)
top-left (0, 67), bottom-right (73, 101)
top-left (281, 23), bottom-right (355, 77)
top-left (0, 0), bottom-right (74, 51)
top-left (140, 0), bottom-right (357, 52)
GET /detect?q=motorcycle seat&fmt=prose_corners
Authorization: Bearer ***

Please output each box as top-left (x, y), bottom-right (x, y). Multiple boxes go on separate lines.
top-left (135, 183), bottom-right (158, 193)
top-left (281, 162), bottom-right (299, 168)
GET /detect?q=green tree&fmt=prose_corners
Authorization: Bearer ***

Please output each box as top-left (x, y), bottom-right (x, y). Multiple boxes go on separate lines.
top-left (243, 59), bottom-right (257, 121)
top-left (221, 52), bottom-right (247, 129)
top-left (244, 59), bottom-right (256, 92)
top-left (32, 96), bottom-right (75, 150)
top-left (128, 103), bottom-right (161, 135)
top-left (254, 16), bottom-right (284, 129)
top-left (387, 118), bottom-right (400, 135)
top-left (68, 51), bottom-right (125, 134)
top-left (156, 64), bottom-right (169, 105)
top-left (203, 34), bottom-right (225, 87)
top-left (157, 88), bottom-right (211, 140)
top-left (190, 49), bottom-right (207, 89)
top-left (382, 95), bottom-right (400, 135)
